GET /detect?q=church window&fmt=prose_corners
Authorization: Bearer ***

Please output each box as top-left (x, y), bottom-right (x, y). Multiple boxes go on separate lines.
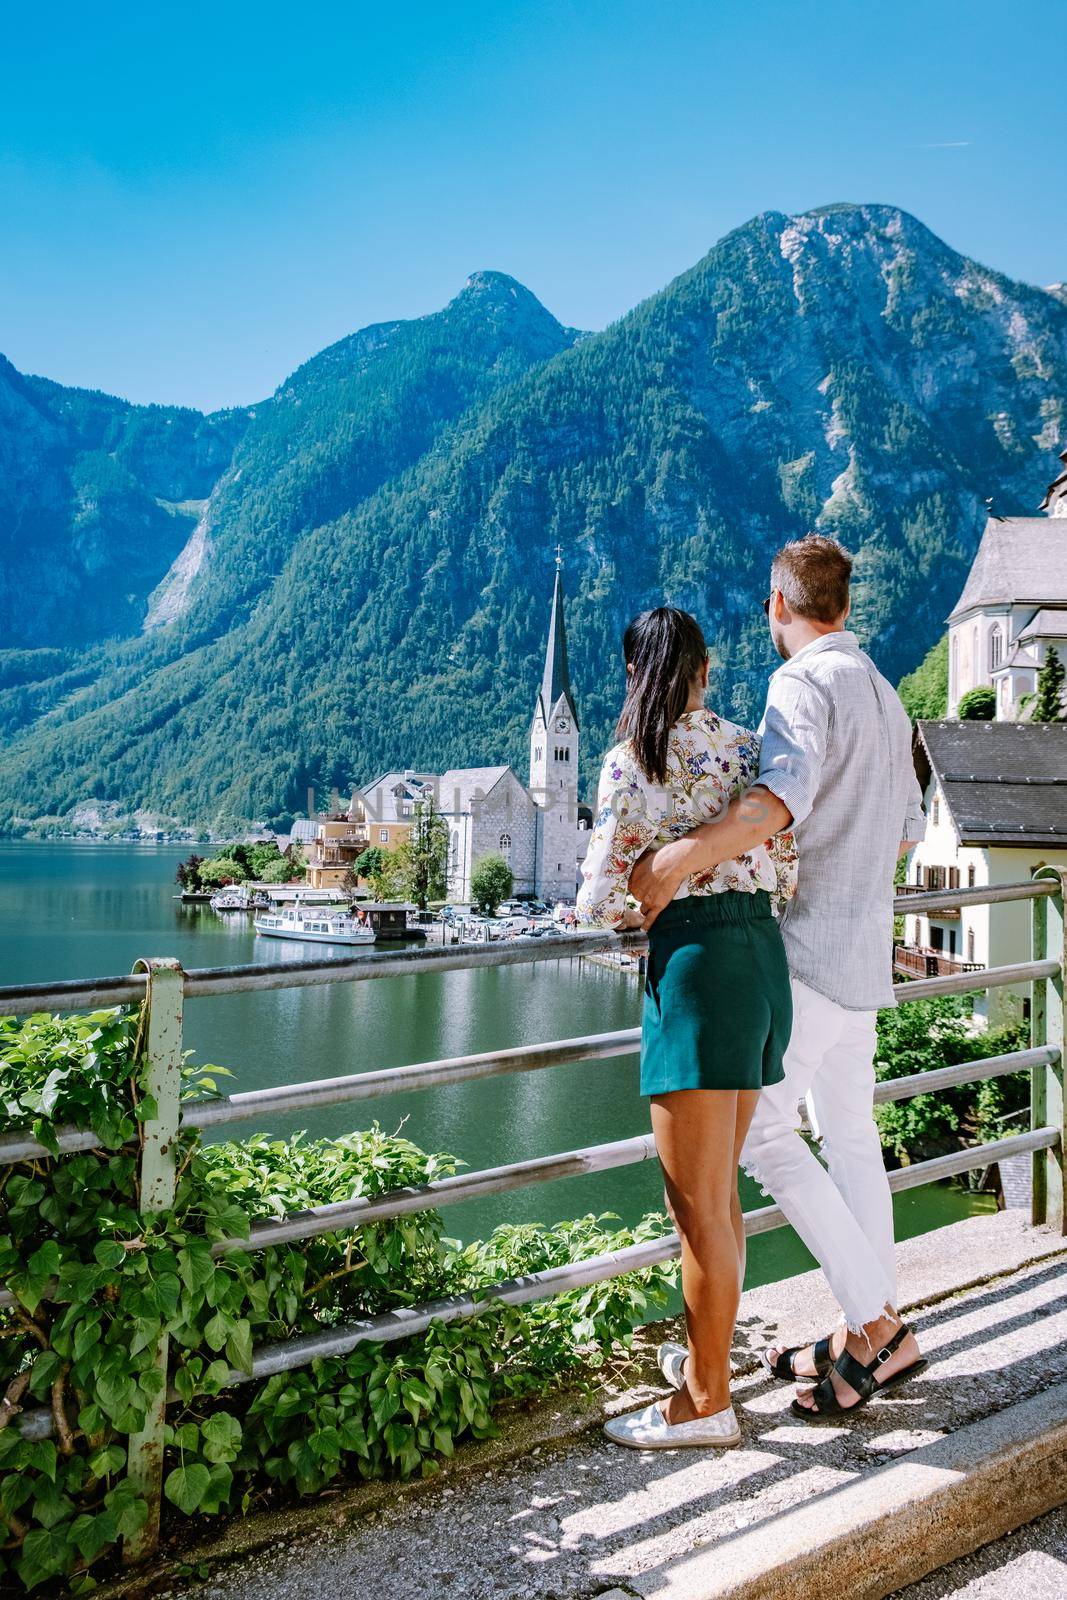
top-left (499, 832), bottom-right (512, 863)
top-left (990, 628), bottom-right (1002, 669)
top-left (932, 796), bottom-right (940, 826)
top-left (951, 635), bottom-right (959, 696)
top-left (967, 865), bottom-right (976, 888)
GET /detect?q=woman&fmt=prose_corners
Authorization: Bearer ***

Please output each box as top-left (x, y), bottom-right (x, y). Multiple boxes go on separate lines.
top-left (577, 607), bottom-right (795, 1449)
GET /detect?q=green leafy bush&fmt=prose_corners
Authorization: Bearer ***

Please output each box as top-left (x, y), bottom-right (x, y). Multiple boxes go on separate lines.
top-left (0, 1009), bottom-right (672, 1592)
top-left (957, 685), bottom-right (996, 721)
top-left (874, 996), bottom-right (1027, 1163)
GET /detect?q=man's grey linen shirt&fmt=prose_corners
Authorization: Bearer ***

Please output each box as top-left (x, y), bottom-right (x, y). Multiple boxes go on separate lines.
top-left (757, 631), bottom-right (926, 1011)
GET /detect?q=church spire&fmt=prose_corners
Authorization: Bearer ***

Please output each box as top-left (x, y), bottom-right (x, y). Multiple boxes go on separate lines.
top-left (539, 557), bottom-right (578, 728)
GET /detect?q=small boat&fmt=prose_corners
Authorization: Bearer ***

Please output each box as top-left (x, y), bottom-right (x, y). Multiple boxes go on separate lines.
top-left (254, 906), bottom-right (376, 945)
top-left (211, 888), bottom-right (252, 911)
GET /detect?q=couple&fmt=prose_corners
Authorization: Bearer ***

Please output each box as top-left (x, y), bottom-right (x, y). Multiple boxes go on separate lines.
top-left (576, 535), bottom-right (928, 1450)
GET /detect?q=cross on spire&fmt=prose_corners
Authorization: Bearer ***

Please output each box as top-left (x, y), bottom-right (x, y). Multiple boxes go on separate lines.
top-left (554, 543), bottom-right (563, 571)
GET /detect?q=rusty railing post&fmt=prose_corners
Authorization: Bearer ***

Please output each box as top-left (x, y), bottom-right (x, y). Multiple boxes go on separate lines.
top-left (1031, 870), bottom-right (1065, 1232)
top-left (123, 957), bottom-right (184, 1565)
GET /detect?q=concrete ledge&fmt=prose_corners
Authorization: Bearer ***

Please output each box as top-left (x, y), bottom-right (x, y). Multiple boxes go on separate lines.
top-left (628, 1382), bottom-right (1067, 1600)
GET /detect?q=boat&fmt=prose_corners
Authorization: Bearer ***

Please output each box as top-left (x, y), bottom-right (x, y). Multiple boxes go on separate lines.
top-left (253, 906), bottom-right (376, 945)
top-left (210, 887), bottom-right (253, 911)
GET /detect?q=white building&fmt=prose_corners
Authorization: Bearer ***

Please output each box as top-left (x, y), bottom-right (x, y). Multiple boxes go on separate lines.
top-left (411, 561), bottom-right (589, 904)
top-left (947, 449), bottom-right (1067, 719)
top-left (901, 721), bottom-right (1067, 1020)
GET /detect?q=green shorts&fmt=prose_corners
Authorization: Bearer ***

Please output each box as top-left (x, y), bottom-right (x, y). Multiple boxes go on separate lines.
top-left (640, 890), bottom-right (792, 1096)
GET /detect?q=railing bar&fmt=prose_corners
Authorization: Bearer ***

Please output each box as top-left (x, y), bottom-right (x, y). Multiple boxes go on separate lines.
top-left (0, 1029), bottom-right (644, 1163)
top-left (0, 885), bottom-right (1057, 1014)
top-left (185, 1028), bottom-right (642, 1132)
top-left (884, 1127), bottom-right (1058, 1191)
top-left (899, 959), bottom-right (1058, 1002)
top-left (892, 880), bottom-right (1058, 916)
top-left (216, 1134), bottom-right (658, 1253)
top-left (3, 1030), bottom-right (1059, 1170)
top-left (11, 1127), bottom-right (1058, 1432)
top-left (872, 1047), bottom-right (1059, 1105)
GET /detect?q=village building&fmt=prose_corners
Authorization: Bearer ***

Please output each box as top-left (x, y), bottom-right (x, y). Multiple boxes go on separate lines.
top-left (899, 720), bottom-right (1067, 1019)
top-left (947, 448), bottom-right (1067, 719)
top-left (302, 562), bottom-right (589, 903)
top-left (437, 557), bottom-right (590, 903)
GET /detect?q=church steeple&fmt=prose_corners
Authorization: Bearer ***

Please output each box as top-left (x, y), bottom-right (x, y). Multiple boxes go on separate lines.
top-left (529, 550), bottom-right (581, 903)
top-left (538, 548), bottom-right (579, 729)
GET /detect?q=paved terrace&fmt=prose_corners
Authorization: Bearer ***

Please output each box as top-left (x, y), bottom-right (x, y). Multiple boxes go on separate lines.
top-left (122, 1211), bottom-right (1066, 1600)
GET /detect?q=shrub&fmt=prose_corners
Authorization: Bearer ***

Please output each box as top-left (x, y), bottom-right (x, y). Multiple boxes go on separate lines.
top-left (874, 996), bottom-right (1027, 1163)
top-left (470, 854), bottom-right (513, 915)
top-left (0, 1009), bottom-right (673, 1592)
top-left (957, 685), bottom-right (996, 721)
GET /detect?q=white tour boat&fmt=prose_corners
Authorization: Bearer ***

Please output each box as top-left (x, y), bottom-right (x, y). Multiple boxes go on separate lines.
top-left (253, 905), bottom-right (376, 945)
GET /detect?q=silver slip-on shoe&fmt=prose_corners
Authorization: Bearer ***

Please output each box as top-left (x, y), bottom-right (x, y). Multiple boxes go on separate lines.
top-left (604, 1401), bottom-right (741, 1451)
top-left (657, 1340), bottom-right (688, 1390)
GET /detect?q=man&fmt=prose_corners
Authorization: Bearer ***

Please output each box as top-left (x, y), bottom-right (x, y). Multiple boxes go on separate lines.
top-left (631, 536), bottom-right (927, 1416)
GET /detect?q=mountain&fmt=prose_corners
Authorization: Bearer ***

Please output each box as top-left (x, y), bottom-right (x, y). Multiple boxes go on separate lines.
top-left (1, 204), bottom-right (1065, 834)
top-left (144, 270), bottom-right (582, 641)
top-left (0, 358), bottom-right (247, 651)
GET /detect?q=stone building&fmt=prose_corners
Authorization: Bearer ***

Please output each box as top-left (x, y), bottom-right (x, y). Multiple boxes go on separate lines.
top-left (438, 558), bottom-right (589, 903)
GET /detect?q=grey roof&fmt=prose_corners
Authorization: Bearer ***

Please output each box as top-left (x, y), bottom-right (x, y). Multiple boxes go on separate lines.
top-left (948, 517), bottom-right (1067, 621)
top-left (288, 818), bottom-right (320, 842)
top-left (437, 766), bottom-right (516, 814)
top-left (359, 769), bottom-right (435, 797)
top-left (917, 720), bottom-right (1067, 846)
top-left (538, 567), bottom-right (579, 728)
top-left (1017, 607), bottom-right (1067, 641)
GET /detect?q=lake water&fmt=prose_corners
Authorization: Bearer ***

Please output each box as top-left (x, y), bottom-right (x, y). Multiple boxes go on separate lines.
top-left (0, 841), bottom-right (991, 1292)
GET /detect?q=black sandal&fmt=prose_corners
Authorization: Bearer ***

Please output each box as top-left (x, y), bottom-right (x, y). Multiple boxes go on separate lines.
top-left (761, 1334), bottom-right (834, 1383)
top-left (790, 1325), bottom-right (928, 1420)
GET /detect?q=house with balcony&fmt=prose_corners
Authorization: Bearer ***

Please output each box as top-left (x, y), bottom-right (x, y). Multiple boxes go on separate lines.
top-left (899, 720), bottom-right (1067, 1019)
top-left (947, 448), bottom-right (1067, 719)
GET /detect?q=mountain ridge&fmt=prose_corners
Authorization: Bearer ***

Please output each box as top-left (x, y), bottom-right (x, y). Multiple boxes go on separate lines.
top-left (1, 201), bottom-right (1064, 834)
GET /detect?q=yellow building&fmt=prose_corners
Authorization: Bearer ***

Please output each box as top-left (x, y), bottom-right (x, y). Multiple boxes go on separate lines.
top-left (303, 811), bottom-right (413, 892)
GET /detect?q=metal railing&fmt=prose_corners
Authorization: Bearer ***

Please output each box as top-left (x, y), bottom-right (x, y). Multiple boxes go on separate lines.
top-left (1, 872), bottom-right (1064, 1563)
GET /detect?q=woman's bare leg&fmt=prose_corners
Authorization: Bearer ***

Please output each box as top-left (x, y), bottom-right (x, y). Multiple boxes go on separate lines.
top-left (651, 1089), bottom-right (758, 1422)
top-left (731, 1089), bottom-right (759, 1291)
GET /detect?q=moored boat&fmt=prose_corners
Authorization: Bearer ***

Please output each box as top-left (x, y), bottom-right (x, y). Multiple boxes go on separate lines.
top-left (253, 906), bottom-right (375, 945)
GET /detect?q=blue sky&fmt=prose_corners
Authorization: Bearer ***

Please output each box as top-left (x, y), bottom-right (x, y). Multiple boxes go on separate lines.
top-left (3, 0), bottom-right (1064, 412)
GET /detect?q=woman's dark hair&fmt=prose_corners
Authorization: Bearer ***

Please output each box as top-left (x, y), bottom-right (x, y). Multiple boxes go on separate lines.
top-left (616, 608), bottom-right (708, 783)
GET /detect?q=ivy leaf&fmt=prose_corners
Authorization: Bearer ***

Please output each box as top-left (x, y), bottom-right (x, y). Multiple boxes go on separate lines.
top-left (203, 1310), bottom-right (231, 1352)
top-left (201, 1411), bottom-right (242, 1465)
top-left (163, 1463), bottom-right (212, 1516)
top-left (225, 1319), bottom-right (253, 1375)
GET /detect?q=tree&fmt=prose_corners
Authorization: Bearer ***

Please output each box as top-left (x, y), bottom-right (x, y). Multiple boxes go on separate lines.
top-left (1032, 646), bottom-right (1066, 722)
top-left (898, 636), bottom-right (948, 720)
top-left (175, 853), bottom-right (204, 891)
top-left (401, 799), bottom-right (450, 908)
top-left (259, 855), bottom-right (294, 883)
top-left (352, 845), bottom-right (402, 900)
top-left (198, 854), bottom-right (249, 887)
top-left (957, 685), bottom-right (996, 721)
top-left (470, 853), bottom-right (513, 915)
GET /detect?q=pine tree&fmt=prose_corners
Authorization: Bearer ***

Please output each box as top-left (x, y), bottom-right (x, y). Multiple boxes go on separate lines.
top-left (1032, 647), bottom-right (1066, 722)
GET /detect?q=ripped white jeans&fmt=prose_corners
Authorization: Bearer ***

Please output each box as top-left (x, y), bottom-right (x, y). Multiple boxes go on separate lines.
top-left (742, 977), bottom-right (897, 1332)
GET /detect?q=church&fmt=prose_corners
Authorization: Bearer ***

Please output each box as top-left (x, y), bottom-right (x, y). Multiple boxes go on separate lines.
top-left (356, 557), bottom-right (589, 904)
top-left (947, 448), bottom-right (1067, 718)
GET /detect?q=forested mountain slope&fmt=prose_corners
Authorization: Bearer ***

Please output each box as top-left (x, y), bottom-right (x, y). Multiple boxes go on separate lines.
top-left (2, 204), bottom-right (1064, 833)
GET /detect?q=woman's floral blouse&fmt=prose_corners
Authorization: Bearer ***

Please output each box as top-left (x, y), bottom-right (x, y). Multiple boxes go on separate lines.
top-left (576, 708), bottom-right (798, 929)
